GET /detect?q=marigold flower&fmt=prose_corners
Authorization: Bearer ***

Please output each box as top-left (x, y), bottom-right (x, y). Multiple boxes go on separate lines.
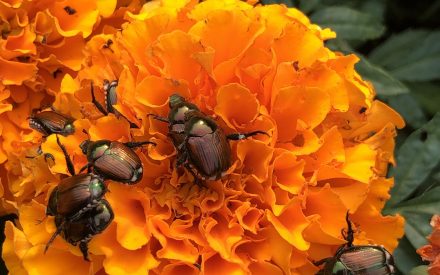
top-left (2, 0), bottom-right (405, 274)
top-left (417, 215), bottom-right (440, 275)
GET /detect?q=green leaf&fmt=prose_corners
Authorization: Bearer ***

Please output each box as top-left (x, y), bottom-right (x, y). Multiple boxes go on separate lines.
top-left (356, 57), bottom-right (410, 96)
top-left (298, 0), bottom-right (321, 13)
top-left (407, 82), bottom-right (440, 115)
top-left (387, 94), bottom-right (427, 128)
top-left (386, 187), bottom-right (440, 215)
top-left (393, 237), bottom-right (424, 275)
top-left (261, 0), bottom-right (294, 5)
top-left (310, 6), bottom-right (385, 41)
top-left (403, 213), bottom-right (430, 249)
top-left (409, 265), bottom-right (428, 275)
top-left (369, 30), bottom-right (440, 81)
top-left (386, 114), bottom-right (440, 206)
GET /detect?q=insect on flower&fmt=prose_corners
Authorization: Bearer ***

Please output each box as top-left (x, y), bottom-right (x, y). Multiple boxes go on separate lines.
top-left (314, 212), bottom-right (396, 274)
top-left (79, 129), bottom-right (156, 184)
top-left (151, 94), bottom-right (269, 183)
top-left (89, 81), bottom-right (139, 128)
top-left (45, 136), bottom-right (108, 261)
top-left (29, 109), bottom-right (75, 137)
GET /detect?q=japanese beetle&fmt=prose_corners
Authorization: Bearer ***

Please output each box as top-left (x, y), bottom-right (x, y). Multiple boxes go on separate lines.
top-left (29, 110), bottom-right (75, 137)
top-left (178, 110), bottom-right (268, 182)
top-left (79, 134), bottom-right (155, 184)
top-left (151, 94), bottom-right (268, 182)
top-left (46, 174), bottom-right (106, 220)
top-left (46, 136), bottom-right (106, 221)
top-left (314, 213), bottom-right (396, 274)
top-left (46, 199), bottom-right (113, 261)
top-left (90, 81), bottom-right (138, 128)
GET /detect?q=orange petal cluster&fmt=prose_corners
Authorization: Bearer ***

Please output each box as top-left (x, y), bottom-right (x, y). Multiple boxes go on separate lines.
top-left (418, 215), bottom-right (440, 275)
top-left (1, 0), bottom-right (405, 274)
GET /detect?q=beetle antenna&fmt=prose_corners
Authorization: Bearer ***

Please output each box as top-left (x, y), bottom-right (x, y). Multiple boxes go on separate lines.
top-left (123, 141), bottom-right (156, 149)
top-left (147, 113), bottom-right (169, 123)
top-left (226, 130), bottom-right (270, 141)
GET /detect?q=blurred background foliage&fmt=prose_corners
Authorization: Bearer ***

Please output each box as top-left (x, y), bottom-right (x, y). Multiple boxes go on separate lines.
top-left (261, 0), bottom-right (440, 274)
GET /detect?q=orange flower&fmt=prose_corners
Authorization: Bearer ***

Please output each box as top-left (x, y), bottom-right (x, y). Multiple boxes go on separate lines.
top-left (2, 0), bottom-right (405, 274)
top-left (417, 215), bottom-right (440, 275)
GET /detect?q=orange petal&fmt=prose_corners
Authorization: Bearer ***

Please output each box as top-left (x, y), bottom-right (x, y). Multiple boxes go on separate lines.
top-left (271, 86), bottom-right (330, 141)
top-left (273, 22), bottom-right (327, 67)
top-left (135, 75), bottom-right (190, 110)
top-left (22, 245), bottom-right (91, 275)
top-left (0, 58), bottom-right (37, 85)
top-left (2, 222), bottom-right (31, 275)
top-left (203, 252), bottom-right (246, 275)
top-left (266, 199), bottom-right (310, 251)
top-left (200, 213), bottom-right (244, 261)
top-left (351, 211), bottom-right (404, 252)
top-left (48, 0), bottom-right (99, 38)
top-left (150, 30), bottom-right (206, 90)
top-left (236, 139), bottom-right (273, 183)
top-left (214, 83), bottom-right (259, 129)
top-left (106, 183), bottom-right (150, 250)
top-left (162, 263), bottom-right (199, 275)
top-left (272, 150), bottom-right (305, 195)
top-left (304, 185), bottom-right (348, 240)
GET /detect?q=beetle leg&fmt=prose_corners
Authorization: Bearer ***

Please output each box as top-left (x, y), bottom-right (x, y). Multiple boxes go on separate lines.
top-left (313, 257), bottom-right (332, 267)
top-left (123, 141), bottom-right (157, 149)
top-left (147, 114), bottom-right (169, 123)
top-left (56, 135), bottom-right (76, 176)
top-left (79, 163), bottom-right (92, 174)
top-left (226, 130), bottom-right (269, 140)
top-left (176, 150), bottom-right (188, 168)
top-left (90, 82), bottom-right (108, 116)
top-left (184, 163), bottom-right (203, 186)
top-left (344, 211), bottom-right (354, 247)
top-left (44, 221), bottom-right (64, 254)
top-left (79, 240), bottom-right (91, 261)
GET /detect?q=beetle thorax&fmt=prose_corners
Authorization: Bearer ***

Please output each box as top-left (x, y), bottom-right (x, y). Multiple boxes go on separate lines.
top-left (89, 178), bottom-right (105, 198)
top-left (190, 119), bottom-right (215, 136)
top-left (91, 143), bottom-right (110, 160)
top-left (173, 106), bottom-right (191, 122)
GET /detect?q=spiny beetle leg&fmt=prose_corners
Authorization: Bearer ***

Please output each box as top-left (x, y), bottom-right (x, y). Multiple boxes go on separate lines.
top-left (56, 135), bottom-right (75, 176)
top-left (123, 141), bottom-right (156, 149)
top-left (226, 130), bottom-right (269, 141)
top-left (79, 241), bottom-right (90, 262)
top-left (90, 82), bottom-right (108, 116)
top-left (313, 257), bottom-right (332, 267)
top-left (147, 114), bottom-right (169, 123)
top-left (176, 150), bottom-right (188, 168)
top-left (44, 222), bottom-right (64, 254)
top-left (344, 211), bottom-right (354, 247)
top-left (79, 163), bottom-right (91, 174)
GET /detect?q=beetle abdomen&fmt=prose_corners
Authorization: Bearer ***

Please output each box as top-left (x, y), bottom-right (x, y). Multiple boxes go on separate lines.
top-left (186, 129), bottom-right (231, 178)
top-left (339, 246), bottom-right (394, 274)
top-left (56, 174), bottom-right (104, 217)
top-left (93, 143), bottom-right (143, 183)
top-left (30, 111), bottom-right (75, 136)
